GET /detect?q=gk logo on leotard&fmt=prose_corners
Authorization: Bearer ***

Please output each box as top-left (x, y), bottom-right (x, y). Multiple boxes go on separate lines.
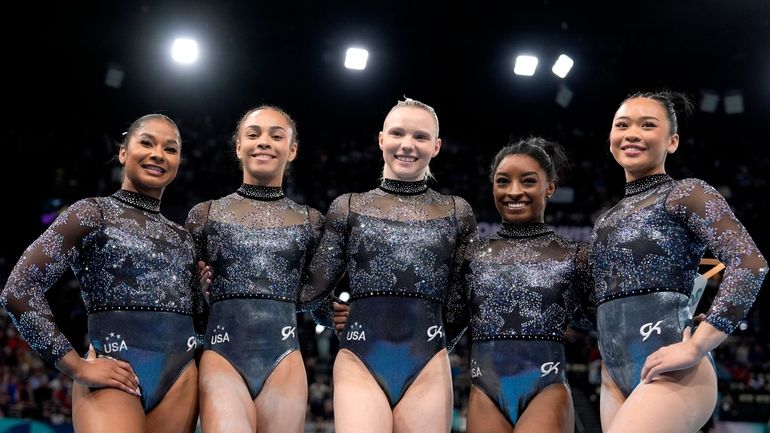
top-left (640, 321), bottom-right (663, 342)
top-left (186, 336), bottom-right (197, 352)
top-left (427, 325), bottom-right (444, 342)
top-left (346, 322), bottom-right (366, 341)
top-left (540, 362), bottom-right (560, 377)
top-left (103, 332), bottom-right (128, 354)
top-left (211, 325), bottom-right (230, 345)
top-left (281, 326), bottom-right (296, 340)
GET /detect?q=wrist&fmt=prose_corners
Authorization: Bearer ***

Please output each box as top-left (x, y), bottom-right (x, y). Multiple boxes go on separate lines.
top-left (55, 350), bottom-right (86, 381)
top-left (687, 339), bottom-right (709, 358)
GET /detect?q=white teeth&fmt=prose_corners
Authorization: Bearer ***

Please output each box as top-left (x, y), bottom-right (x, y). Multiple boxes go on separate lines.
top-left (396, 155), bottom-right (417, 162)
top-left (506, 203), bottom-right (526, 209)
top-left (143, 166), bottom-right (164, 173)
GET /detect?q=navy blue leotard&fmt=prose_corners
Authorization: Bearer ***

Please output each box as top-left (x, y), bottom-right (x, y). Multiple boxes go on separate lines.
top-left (466, 222), bottom-right (594, 425)
top-left (185, 184), bottom-right (323, 399)
top-left (1, 190), bottom-right (202, 412)
top-left (301, 178), bottom-right (478, 407)
top-left (590, 174), bottom-right (767, 397)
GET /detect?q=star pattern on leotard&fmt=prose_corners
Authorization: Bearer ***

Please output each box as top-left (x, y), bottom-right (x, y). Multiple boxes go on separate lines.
top-left (351, 240), bottom-right (376, 275)
top-left (617, 230), bottom-right (669, 264)
top-left (392, 263), bottom-right (423, 291)
top-left (273, 239), bottom-right (305, 275)
top-left (214, 254), bottom-right (241, 287)
top-left (115, 253), bottom-right (144, 290)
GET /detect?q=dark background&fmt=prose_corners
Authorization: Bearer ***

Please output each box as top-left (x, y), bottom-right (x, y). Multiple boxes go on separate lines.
top-left (5, 0), bottom-right (768, 307)
top-left (1, 0), bottom-right (769, 428)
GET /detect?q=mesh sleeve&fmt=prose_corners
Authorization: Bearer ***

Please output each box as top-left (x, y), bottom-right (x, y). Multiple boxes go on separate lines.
top-left (0, 198), bottom-right (101, 366)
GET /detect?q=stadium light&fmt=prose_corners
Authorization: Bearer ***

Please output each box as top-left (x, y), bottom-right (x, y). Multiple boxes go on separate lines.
top-left (699, 90), bottom-right (720, 113)
top-left (551, 54), bottom-right (574, 78)
top-left (171, 38), bottom-right (199, 64)
top-left (514, 55), bottom-right (538, 76)
top-left (345, 48), bottom-right (369, 70)
top-left (723, 90), bottom-right (744, 114)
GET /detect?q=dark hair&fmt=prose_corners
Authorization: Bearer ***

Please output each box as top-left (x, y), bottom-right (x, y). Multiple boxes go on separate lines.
top-left (232, 104), bottom-right (299, 146)
top-left (117, 113), bottom-right (180, 182)
top-left (489, 136), bottom-right (570, 183)
top-left (121, 113), bottom-right (180, 149)
top-left (232, 104), bottom-right (299, 178)
top-left (621, 90), bottom-right (694, 135)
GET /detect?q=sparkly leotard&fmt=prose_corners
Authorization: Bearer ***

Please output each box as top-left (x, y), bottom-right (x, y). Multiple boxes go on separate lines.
top-left (466, 222), bottom-right (594, 425)
top-left (1, 190), bottom-right (201, 412)
top-left (590, 174), bottom-right (767, 396)
top-left (301, 178), bottom-right (478, 407)
top-left (185, 184), bottom-right (323, 399)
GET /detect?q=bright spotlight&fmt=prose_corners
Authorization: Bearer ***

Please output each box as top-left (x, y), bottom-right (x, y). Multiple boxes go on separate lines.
top-left (171, 38), bottom-right (199, 64)
top-left (551, 54), bottom-right (574, 78)
top-left (345, 48), bottom-right (369, 70)
top-left (514, 55), bottom-right (538, 76)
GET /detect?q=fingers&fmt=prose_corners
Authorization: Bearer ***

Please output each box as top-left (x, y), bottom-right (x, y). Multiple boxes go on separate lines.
top-left (332, 301), bottom-right (350, 334)
top-left (199, 266), bottom-right (212, 286)
top-left (682, 326), bottom-right (692, 342)
top-left (693, 313), bottom-right (707, 325)
top-left (197, 263), bottom-right (213, 304)
top-left (83, 357), bottom-right (142, 397)
top-left (641, 349), bottom-right (664, 383)
top-left (103, 357), bottom-right (140, 394)
top-left (86, 344), bottom-right (97, 360)
top-left (112, 381), bottom-right (141, 397)
top-left (332, 301), bottom-right (350, 313)
top-left (333, 316), bottom-right (347, 333)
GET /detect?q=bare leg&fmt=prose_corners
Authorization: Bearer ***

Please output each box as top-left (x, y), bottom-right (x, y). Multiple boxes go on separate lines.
top-left (198, 351), bottom-right (257, 433)
top-left (254, 351), bottom-right (308, 433)
top-left (467, 385), bottom-right (513, 433)
top-left (72, 382), bottom-right (146, 433)
top-left (605, 357), bottom-right (717, 433)
top-left (146, 362), bottom-right (199, 433)
top-left (393, 348), bottom-right (453, 433)
top-left (600, 363), bottom-right (626, 431)
top-left (333, 348), bottom-right (393, 433)
top-left (515, 383), bottom-right (573, 433)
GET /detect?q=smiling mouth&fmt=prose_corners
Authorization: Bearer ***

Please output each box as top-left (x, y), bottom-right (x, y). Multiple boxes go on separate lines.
top-left (142, 164), bottom-right (166, 174)
top-left (252, 153), bottom-right (276, 160)
top-left (395, 155), bottom-right (417, 163)
top-left (504, 202), bottom-right (528, 209)
top-left (620, 144), bottom-right (646, 152)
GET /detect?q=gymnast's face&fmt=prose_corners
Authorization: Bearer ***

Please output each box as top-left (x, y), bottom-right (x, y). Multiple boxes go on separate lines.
top-left (118, 118), bottom-right (181, 199)
top-left (379, 106), bottom-right (441, 182)
top-left (492, 154), bottom-right (555, 224)
top-left (610, 97), bottom-right (679, 182)
top-left (236, 108), bottom-right (297, 186)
